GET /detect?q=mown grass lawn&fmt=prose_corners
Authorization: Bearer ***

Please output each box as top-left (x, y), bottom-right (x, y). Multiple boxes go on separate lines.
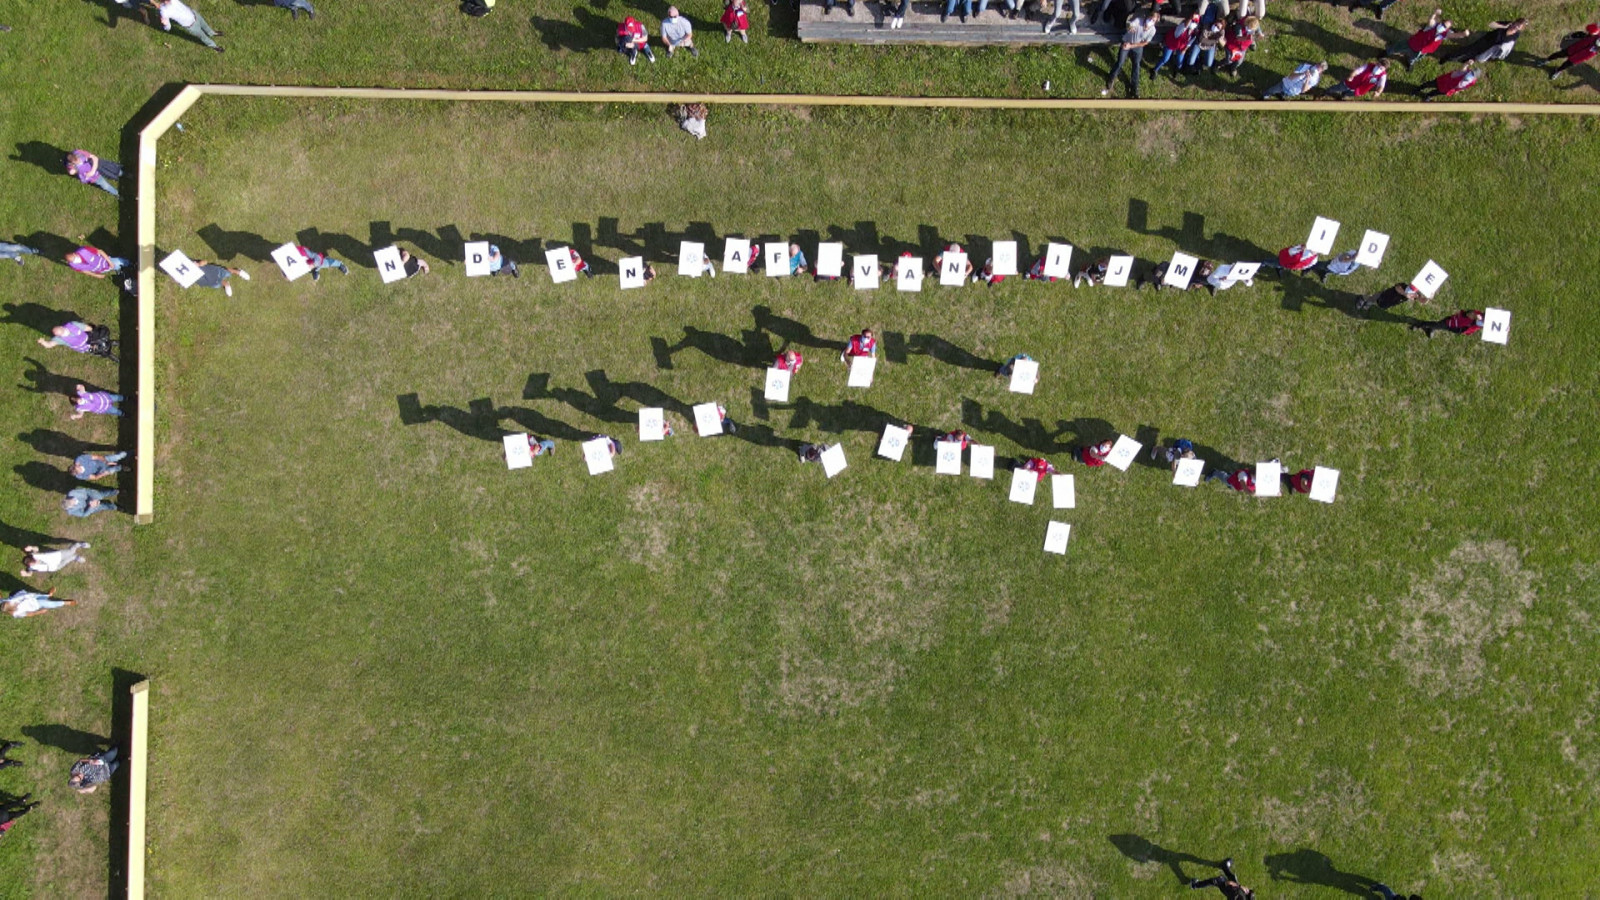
top-left (71, 98), bottom-right (1596, 895)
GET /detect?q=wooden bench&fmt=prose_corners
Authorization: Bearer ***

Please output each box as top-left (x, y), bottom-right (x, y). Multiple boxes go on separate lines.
top-left (796, 0), bottom-right (1117, 46)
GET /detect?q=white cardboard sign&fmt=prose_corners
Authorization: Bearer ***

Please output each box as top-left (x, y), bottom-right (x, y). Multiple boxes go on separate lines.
top-left (969, 444), bottom-right (996, 480)
top-left (1043, 521), bottom-right (1072, 555)
top-left (1355, 230), bottom-right (1389, 268)
top-left (1163, 252), bottom-right (1199, 291)
top-left (1173, 457), bottom-right (1204, 487)
top-left (1052, 473), bottom-right (1075, 509)
top-left (1008, 358), bottom-right (1039, 395)
top-left (1106, 435), bottom-right (1142, 471)
top-left (373, 245), bottom-right (406, 284)
top-left (1256, 460), bottom-right (1283, 497)
top-left (853, 255), bottom-right (880, 290)
top-left (1009, 467), bottom-right (1039, 505)
top-left (693, 403), bottom-right (724, 436)
top-left (503, 434), bottom-right (534, 470)
top-left (877, 424), bottom-right (911, 461)
top-left (1224, 261), bottom-right (1262, 287)
top-left (159, 250), bottom-right (205, 288)
top-left (271, 242), bottom-right (311, 282)
top-left (815, 242), bottom-right (844, 279)
top-left (764, 367), bottom-right (791, 402)
top-left (679, 241), bottom-right (706, 278)
top-left (1309, 466), bottom-right (1340, 503)
top-left (582, 438), bottom-right (615, 475)
top-left (545, 246), bottom-right (578, 283)
top-left (764, 242), bottom-right (788, 277)
top-left (1481, 308), bottom-right (1511, 345)
top-left (935, 440), bottom-right (962, 475)
top-left (1043, 242), bottom-right (1072, 279)
top-left (992, 240), bottom-right (1018, 276)
top-left (1103, 255), bottom-right (1135, 287)
top-left (896, 256), bottom-right (923, 292)
top-left (618, 256), bottom-right (648, 290)
top-left (939, 251), bottom-right (969, 287)
top-left (1306, 217), bottom-right (1341, 256)
top-left (848, 355), bottom-right (877, 388)
top-left (639, 408), bottom-right (666, 442)
top-left (723, 238), bottom-right (751, 274)
top-left (464, 241), bottom-right (492, 277)
top-left (821, 443), bottom-right (847, 479)
top-left (1412, 260), bottom-right (1448, 299)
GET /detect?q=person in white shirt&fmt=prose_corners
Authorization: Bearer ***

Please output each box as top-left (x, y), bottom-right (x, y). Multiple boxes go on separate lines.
top-left (20, 543), bottom-right (90, 578)
top-left (157, 0), bottom-right (224, 52)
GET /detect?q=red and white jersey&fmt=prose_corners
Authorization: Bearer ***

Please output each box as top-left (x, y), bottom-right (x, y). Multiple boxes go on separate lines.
top-left (845, 333), bottom-right (876, 357)
top-left (1437, 67), bottom-right (1478, 95)
top-left (1227, 470), bottom-right (1255, 493)
top-left (1278, 245), bottom-right (1318, 271)
top-left (1345, 62), bottom-right (1388, 95)
top-left (618, 17), bottom-right (647, 44)
top-left (774, 351), bottom-right (804, 371)
top-left (1408, 23), bottom-right (1449, 55)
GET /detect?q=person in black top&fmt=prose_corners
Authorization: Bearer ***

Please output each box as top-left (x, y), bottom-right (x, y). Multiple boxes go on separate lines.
top-left (1190, 858), bottom-right (1255, 899)
top-left (1447, 18), bottom-right (1526, 62)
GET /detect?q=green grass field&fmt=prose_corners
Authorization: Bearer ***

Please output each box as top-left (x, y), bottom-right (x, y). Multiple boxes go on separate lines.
top-left (3, 0), bottom-right (1600, 897)
top-left (78, 99), bottom-right (1597, 895)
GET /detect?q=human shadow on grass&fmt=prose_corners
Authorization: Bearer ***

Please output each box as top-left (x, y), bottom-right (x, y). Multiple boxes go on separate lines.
top-left (18, 429), bottom-right (116, 462)
top-left (10, 141), bottom-right (72, 177)
top-left (583, 370), bottom-right (694, 418)
top-left (396, 393), bottom-right (507, 442)
top-left (1128, 200), bottom-right (1207, 250)
top-left (21, 358), bottom-right (110, 399)
top-left (79, 0), bottom-right (152, 28)
top-left (786, 398), bottom-right (901, 436)
top-left (14, 231), bottom-right (81, 264)
top-left (960, 399), bottom-right (1101, 456)
top-left (651, 325), bottom-right (770, 370)
top-left (1108, 834), bottom-right (1225, 885)
top-left (1, 302), bottom-right (81, 337)
top-left (1286, 18), bottom-right (1382, 63)
top-left (0, 517), bottom-right (71, 553)
top-left (596, 216), bottom-right (648, 264)
top-left (296, 228), bottom-right (373, 269)
top-left (15, 461), bottom-right (81, 497)
top-left (529, 13), bottom-right (614, 52)
top-left (753, 305), bottom-right (848, 353)
top-left (908, 334), bottom-right (1000, 373)
top-left (369, 222), bottom-right (458, 265)
top-left (1264, 849), bottom-right (1383, 896)
top-left (20, 723), bottom-right (105, 756)
top-left (546, 372), bottom-right (647, 426)
top-left (196, 224), bottom-right (277, 264)
top-left (468, 231), bottom-right (544, 268)
top-left (822, 221), bottom-right (890, 259)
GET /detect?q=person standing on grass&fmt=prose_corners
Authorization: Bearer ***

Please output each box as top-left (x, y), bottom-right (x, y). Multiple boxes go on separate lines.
top-left (1101, 9), bottom-right (1158, 98)
top-left (1386, 10), bottom-right (1467, 71)
top-left (1183, 17), bottom-right (1225, 72)
top-left (1356, 281), bottom-right (1419, 313)
top-left (1205, 467), bottom-right (1256, 493)
top-left (1262, 61), bottom-right (1327, 99)
top-left (841, 328), bottom-right (877, 363)
top-left (274, 0), bottom-right (315, 19)
top-left (1189, 858), bottom-right (1256, 898)
top-left (1151, 437), bottom-right (1196, 470)
top-left (1219, 16), bottom-right (1261, 77)
top-left (63, 488), bottom-right (118, 518)
top-left (21, 543), bottom-right (91, 577)
top-left (72, 451), bottom-right (127, 481)
top-left (941, 429), bottom-right (972, 450)
top-left (1018, 456), bottom-right (1058, 481)
top-left (797, 442), bottom-right (828, 464)
top-left (1073, 257), bottom-right (1109, 288)
top-left (0, 241), bottom-right (41, 265)
top-left (486, 245), bottom-right (519, 278)
top-left (65, 150), bottom-right (122, 199)
top-left (522, 435), bottom-right (556, 457)
top-left (1418, 62), bottom-right (1481, 98)
top-left (1447, 18), bottom-right (1526, 63)
top-left (1542, 23), bottom-right (1600, 80)
top-left (1153, 15), bottom-right (1202, 79)
top-left (66, 246), bottom-right (128, 279)
top-left (774, 348), bottom-right (804, 373)
top-left (72, 384), bottom-right (123, 419)
top-left (1311, 249), bottom-right (1360, 282)
top-left (3, 589), bottom-right (76, 619)
top-left (1274, 243), bottom-right (1319, 276)
top-left (598, 435), bottom-right (624, 456)
top-left (0, 795), bottom-right (39, 839)
top-left (68, 748), bottom-right (118, 793)
top-left (157, 0), bottom-right (225, 52)
top-left (995, 353), bottom-right (1034, 379)
top-left (191, 259), bottom-right (250, 297)
top-left (722, 0), bottom-right (750, 41)
top-left (1077, 439), bottom-right (1113, 467)
top-left (295, 244), bottom-right (348, 281)
top-left (38, 322), bottom-right (94, 352)
top-left (1324, 58), bottom-right (1389, 98)
top-left (661, 8), bottom-right (701, 57)
top-left (567, 247), bottom-right (595, 278)
top-left (933, 244), bottom-right (973, 281)
top-left (1281, 467), bottom-right (1314, 494)
top-left (617, 16), bottom-right (656, 65)
top-left (399, 250), bottom-right (430, 278)
top-left (1409, 308), bottom-right (1482, 337)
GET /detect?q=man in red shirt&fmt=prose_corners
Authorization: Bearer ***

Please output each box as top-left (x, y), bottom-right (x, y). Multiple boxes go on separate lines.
top-left (616, 16), bottom-right (656, 65)
top-left (1387, 10), bottom-right (1468, 70)
top-left (1077, 439), bottom-right (1113, 467)
top-left (1419, 62), bottom-right (1481, 99)
top-left (1282, 468), bottom-right (1314, 494)
top-left (1019, 457), bottom-right (1058, 481)
top-left (1410, 309), bottom-right (1483, 338)
top-left (1205, 468), bottom-right (1256, 493)
top-left (774, 349), bottom-right (803, 372)
top-left (1275, 244), bottom-right (1319, 275)
top-left (1544, 22), bottom-right (1600, 79)
top-left (1324, 58), bottom-right (1388, 99)
top-left (840, 328), bottom-right (877, 363)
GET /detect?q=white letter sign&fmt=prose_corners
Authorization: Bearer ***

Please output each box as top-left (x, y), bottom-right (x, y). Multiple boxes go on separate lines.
top-left (896, 256), bottom-right (923, 292)
top-left (1052, 473), bottom-right (1075, 509)
top-left (764, 242), bottom-right (788, 277)
top-left (1255, 460), bottom-right (1283, 497)
top-left (159, 249), bottom-right (204, 288)
top-left (848, 355), bottom-right (877, 388)
top-left (1043, 521), bottom-right (1071, 555)
top-left (1306, 217), bottom-right (1341, 256)
top-left (693, 403), bottom-right (725, 436)
top-left (678, 241), bottom-right (706, 278)
top-left (582, 438), bottom-right (615, 475)
top-left (821, 443), bottom-right (847, 479)
top-left (1107, 435), bottom-right (1142, 471)
top-left (1008, 358), bottom-right (1039, 395)
top-left (815, 242), bottom-right (844, 279)
top-left (723, 238), bottom-right (751, 274)
top-left (1163, 252), bottom-right (1198, 291)
top-left (1009, 467), bottom-right (1039, 505)
top-left (991, 240), bottom-right (1018, 276)
top-left (1355, 230), bottom-right (1389, 268)
top-left (1309, 466), bottom-right (1340, 503)
top-left (764, 367), bottom-right (791, 402)
top-left (877, 424), bottom-right (911, 461)
top-left (545, 246), bottom-right (577, 283)
top-left (935, 440), bottom-right (962, 475)
top-left (853, 255), bottom-right (880, 290)
top-left (1103, 255), bottom-right (1135, 287)
top-left (503, 434), bottom-right (533, 470)
top-left (969, 444), bottom-right (995, 480)
top-left (464, 241), bottom-right (492, 277)
top-left (271, 242), bottom-right (311, 281)
top-left (1043, 242), bottom-right (1073, 279)
top-left (939, 250), bottom-right (969, 287)
top-left (639, 407), bottom-right (665, 442)
top-left (373, 245), bottom-right (406, 284)
top-left (618, 256), bottom-right (647, 290)
top-left (1481, 308), bottom-right (1511, 345)
top-left (1412, 260), bottom-right (1448, 299)
top-left (1173, 457), bottom-right (1204, 487)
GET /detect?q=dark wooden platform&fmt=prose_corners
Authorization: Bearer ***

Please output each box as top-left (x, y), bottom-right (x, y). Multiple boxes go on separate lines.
top-left (797, 0), bottom-right (1118, 45)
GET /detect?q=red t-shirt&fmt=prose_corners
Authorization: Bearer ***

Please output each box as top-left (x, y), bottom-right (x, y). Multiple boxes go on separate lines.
top-left (1288, 469), bottom-right (1313, 494)
top-left (619, 18), bottom-right (647, 43)
top-left (1346, 63), bottom-right (1387, 95)
top-left (1445, 310), bottom-right (1483, 335)
top-left (1437, 68), bottom-right (1478, 94)
top-left (774, 351), bottom-right (803, 371)
top-left (1568, 34), bottom-right (1600, 64)
top-left (721, 2), bottom-right (749, 28)
top-left (1025, 458), bottom-right (1055, 481)
top-left (1408, 23), bottom-right (1448, 55)
top-left (845, 334), bottom-right (876, 357)
top-left (1081, 445), bottom-right (1110, 467)
top-left (1278, 245), bottom-right (1318, 271)
top-left (1227, 470), bottom-right (1255, 493)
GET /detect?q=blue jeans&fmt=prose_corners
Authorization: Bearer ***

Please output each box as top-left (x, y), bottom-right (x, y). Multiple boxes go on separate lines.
top-left (1153, 46), bottom-right (1185, 74)
top-left (183, 12), bottom-right (221, 48)
top-left (276, 0), bottom-right (315, 15)
top-left (65, 488), bottom-right (118, 517)
top-left (97, 394), bottom-right (125, 417)
top-left (91, 175), bottom-right (120, 198)
top-left (1044, 0), bottom-right (1081, 31)
top-left (1184, 44), bottom-right (1216, 68)
top-left (0, 243), bottom-right (40, 262)
top-left (944, 0), bottom-right (973, 16)
top-left (106, 256), bottom-right (130, 272)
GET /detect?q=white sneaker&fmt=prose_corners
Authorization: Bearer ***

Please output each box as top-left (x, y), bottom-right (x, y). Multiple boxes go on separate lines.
top-left (1100, 88), bottom-right (1110, 96)
top-left (224, 282), bottom-right (233, 297)
top-left (237, 269), bottom-right (250, 280)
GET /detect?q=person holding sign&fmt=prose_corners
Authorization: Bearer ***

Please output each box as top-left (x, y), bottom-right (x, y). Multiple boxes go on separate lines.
top-left (616, 16), bottom-right (656, 65)
top-left (995, 353), bottom-right (1033, 379)
top-left (1386, 11), bottom-right (1468, 71)
top-left (1025, 254), bottom-right (1062, 283)
top-left (597, 434), bottom-right (623, 456)
top-left (486, 245), bottom-right (520, 278)
top-left (1139, 259), bottom-right (1212, 292)
top-left (1409, 309), bottom-right (1483, 338)
top-left (186, 259), bottom-right (250, 297)
top-left (1017, 456), bottom-right (1058, 482)
top-left (1356, 282), bottom-right (1419, 314)
top-left (1262, 60), bottom-right (1327, 98)
top-left (975, 259), bottom-right (1005, 286)
top-left (1310, 249), bottom-right (1360, 283)
top-left (1073, 257), bottom-right (1110, 288)
top-left (295, 244), bottom-right (349, 281)
top-left (1203, 262), bottom-right (1252, 294)
top-left (1282, 468), bottom-right (1315, 494)
top-left (1182, 17), bottom-right (1225, 72)
top-left (933, 244), bottom-right (973, 281)
top-left (397, 250), bottom-right (430, 279)
top-left (1151, 438), bottom-right (1196, 471)
top-left (566, 247), bottom-right (596, 278)
top-left (65, 246), bottom-right (128, 279)
top-left (1324, 58), bottom-right (1389, 99)
top-left (841, 328), bottom-right (877, 363)
top-left (1219, 16), bottom-right (1261, 77)
top-left (774, 349), bottom-right (804, 373)
top-left (941, 430), bottom-right (972, 450)
top-left (1274, 244), bottom-right (1319, 276)
top-left (1446, 18), bottom-right (1526, 63)
top-left (1077, 439), bottom-right (1113, 467)
top-left (1418, 61), bottom-right (1481, 99)
top-left (1205, 467), bottom-right (1255, 493)
top-left (1544, 23), bottom-right (1600, 80)
top-left (797, 443), bottom-right (828, 464)
top-left (785, 244), bottom-right (809, 277)
top-left (721, 0), bottom-right (750, 42)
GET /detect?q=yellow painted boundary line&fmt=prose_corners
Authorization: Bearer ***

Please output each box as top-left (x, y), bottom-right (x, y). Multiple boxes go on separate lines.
top-left (127, 680), bottom-right (150, 900)
top-left (131, 84), bottom-right (1600, 522)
